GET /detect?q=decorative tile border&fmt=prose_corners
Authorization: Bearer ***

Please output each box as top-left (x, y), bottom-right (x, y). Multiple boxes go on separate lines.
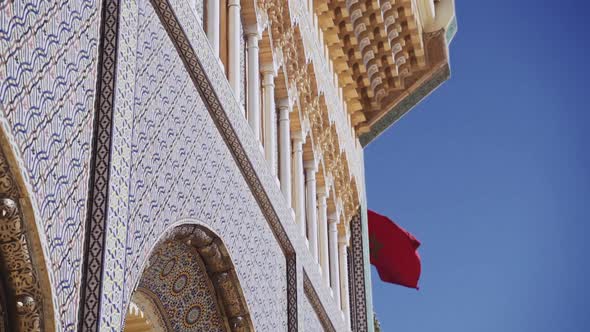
top-left (145, 0), bottom-right (299, 329)
top-left (287, 254), bottom-right (298, 331)
top-left (77, 0), bottom-right (300, 330)
top-left (303, 271), bottom-right (336, 332)
top-left (78, 0), bottom-right (121, 330)
top-left (349, 210), bottom-right (368, 331)
top-left (359, 63), bottom-right (450, 147)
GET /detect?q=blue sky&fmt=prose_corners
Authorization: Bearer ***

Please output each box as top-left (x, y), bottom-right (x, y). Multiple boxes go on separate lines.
top-left (366, 1), bottom-right (590, 331)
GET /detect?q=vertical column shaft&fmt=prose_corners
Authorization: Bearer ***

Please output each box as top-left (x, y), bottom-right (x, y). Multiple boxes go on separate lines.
top-left (339, 232), bottom-right (351, 329)
top-left (246, 27), bottom-right (260, 139)
top-left (206, 0), bottom-right (220, 57)
top-left (305, 161), bottom-right (318, 260)
top-left (228, 0), bottom-right (241, 99)
top-left (278, 100), bottom-right (292, 205)
top-left (262, 66), bottom-right (277, 176)
top-left (292, 133), bottom-right (306, 236)
top-left (318, 190), bottom-right (329, 285)
top-left (328, 213), bottom-right (341, 307)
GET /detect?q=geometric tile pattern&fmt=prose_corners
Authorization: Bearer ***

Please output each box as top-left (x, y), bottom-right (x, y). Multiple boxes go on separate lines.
top-left (301, 291), bottom-right (325, 332)
top-left (100, 0), bottom-right (141, 329)
top-left (348, 246), bottom-right (357, 332)
top-left (1, 0), bottom-right (373, 330)
top-left (349, 210), bottom-right (368, 332)
top-left (117, 2), bottom-right (287, 331)
top-left (135, 240), bottom-right (226, 332)
top-left (303, 272), bottom-right (336, 332)
top-left (0, 1), bottom-right (101, 330)
top-left (188, 0), bottom-right (204, 25)
top-left (79, 0), bottom-right (122, 330)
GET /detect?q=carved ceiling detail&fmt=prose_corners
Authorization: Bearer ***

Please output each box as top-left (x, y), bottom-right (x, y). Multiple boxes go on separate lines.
top-left (315, 0), bottom-right (449, 133)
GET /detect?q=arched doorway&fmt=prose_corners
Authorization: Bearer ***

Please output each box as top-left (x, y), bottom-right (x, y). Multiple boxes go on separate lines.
top-left (124, 225), bottom-right (253, 332)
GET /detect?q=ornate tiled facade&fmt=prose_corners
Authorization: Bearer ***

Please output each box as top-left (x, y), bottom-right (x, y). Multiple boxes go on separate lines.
top-left (0, 0), bottom-right (455, 331)
top-left (135, 241), bottom-right (227, 332)
top-left (123, 5), bottom-right (287, 331)
top-left (0, 0), bottom-right (101, 330)
top-left (301, 295), bottom-right (323, 332)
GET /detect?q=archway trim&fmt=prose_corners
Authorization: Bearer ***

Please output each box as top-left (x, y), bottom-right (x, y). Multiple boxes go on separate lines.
top-left (0, 130), bottom-right (56, 331)
top-left (127, 224), bottom-right (254, 332)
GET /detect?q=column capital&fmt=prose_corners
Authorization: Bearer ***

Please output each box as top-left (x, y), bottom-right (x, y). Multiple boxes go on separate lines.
top-left (228, 0), bottom-right (240, 7)
top-left (261, 65), bottom-right (275, 87)
top-left (292, 130), bottom-right (305, 143)
top-left (317, 186), bottom-right (329, 199)
top-left (303, 159), bottom-right (317, 171)
top-left (261, 63), bottom-right (276, 76)
top-left (245, 24), bottom-right (260, 38)
top-left (328, 212), bottom-right (340, 224)
top-left (278, 98), bottom-right (290, 111)
top-left (338, 228), bottom-right (350, 246)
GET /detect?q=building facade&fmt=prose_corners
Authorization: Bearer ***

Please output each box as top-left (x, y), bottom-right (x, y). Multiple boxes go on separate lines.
top-left (0, 0), bottom-right (455, 331)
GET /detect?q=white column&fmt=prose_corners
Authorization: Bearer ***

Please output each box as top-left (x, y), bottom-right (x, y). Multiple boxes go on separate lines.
top-left (278, 100), bottom-right (292, 205)
top-left (206, 0), bottom-right (220, 57)
top-left (262, 65), bottom-right (277, 176)
top-left (339, 231), bottom-right (351, 329)
top-left (228, 0), bottom-right (241, 99)
top-left (292, 132), bottom-right (306, 236)
top-left (318, 188), bottom-right (329, 285)
top-left (305, 160), bottom-right (318, 261)
top-left (246, 26), bottom-right (260, 139)
top-left (328, 213), bottom-right (341, 307)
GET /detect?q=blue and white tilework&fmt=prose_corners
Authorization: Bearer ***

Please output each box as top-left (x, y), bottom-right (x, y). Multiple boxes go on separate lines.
top-left (188, 0), bottom-right (204, 24)
top-left (116, 1), bottom-right (287, 330)
top-left (0, 0), bottom-right (101, 330)
top-left (1, 0), bottom-right (359, 330)
top-left (302, 294), bottom-right (324, 332)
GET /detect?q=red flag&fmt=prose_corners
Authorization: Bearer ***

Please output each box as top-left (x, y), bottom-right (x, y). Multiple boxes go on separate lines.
top-left (368, 209), bottom-right (421, 289)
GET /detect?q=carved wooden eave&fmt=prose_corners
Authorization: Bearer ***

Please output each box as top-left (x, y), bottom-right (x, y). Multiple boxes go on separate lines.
top-left (315, 0), bottom-right (457, 146)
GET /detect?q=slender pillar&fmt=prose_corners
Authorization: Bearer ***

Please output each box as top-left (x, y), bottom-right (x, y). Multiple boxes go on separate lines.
top-left (206, 0), bottom-right (220, 57)
top-left (262, 65), bottom-right (277, 176)
top-left (328, 213), bottom-right (341, 307)
top-left (246, 26), bottom-right (261, 139)
top-left (292, 132), bottom-right (306, 236)
top-left (318, 189), bottom-right (329, 285)
top-left (278, 100), bottom-right (292, 205)
top-left (339, 230), bottom-right (351, 329)
top-left (305, 160), bottom-right (318, 260)
top-left (228, 0), bottom-right (241, 98)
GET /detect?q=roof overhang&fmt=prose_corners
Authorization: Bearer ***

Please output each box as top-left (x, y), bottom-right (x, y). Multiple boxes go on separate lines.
top-left (315, 0), bottom-right (457, 146)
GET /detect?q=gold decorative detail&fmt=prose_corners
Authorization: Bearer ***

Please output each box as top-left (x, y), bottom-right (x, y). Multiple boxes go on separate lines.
top-left (313, 0), bottom-right (449, 134)
top-left (0, 143), bottom-right (48, 331)
top-left (258, 4), bottom-right (362, 222)
top-left (129, 226), bottom-right (254, 332)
